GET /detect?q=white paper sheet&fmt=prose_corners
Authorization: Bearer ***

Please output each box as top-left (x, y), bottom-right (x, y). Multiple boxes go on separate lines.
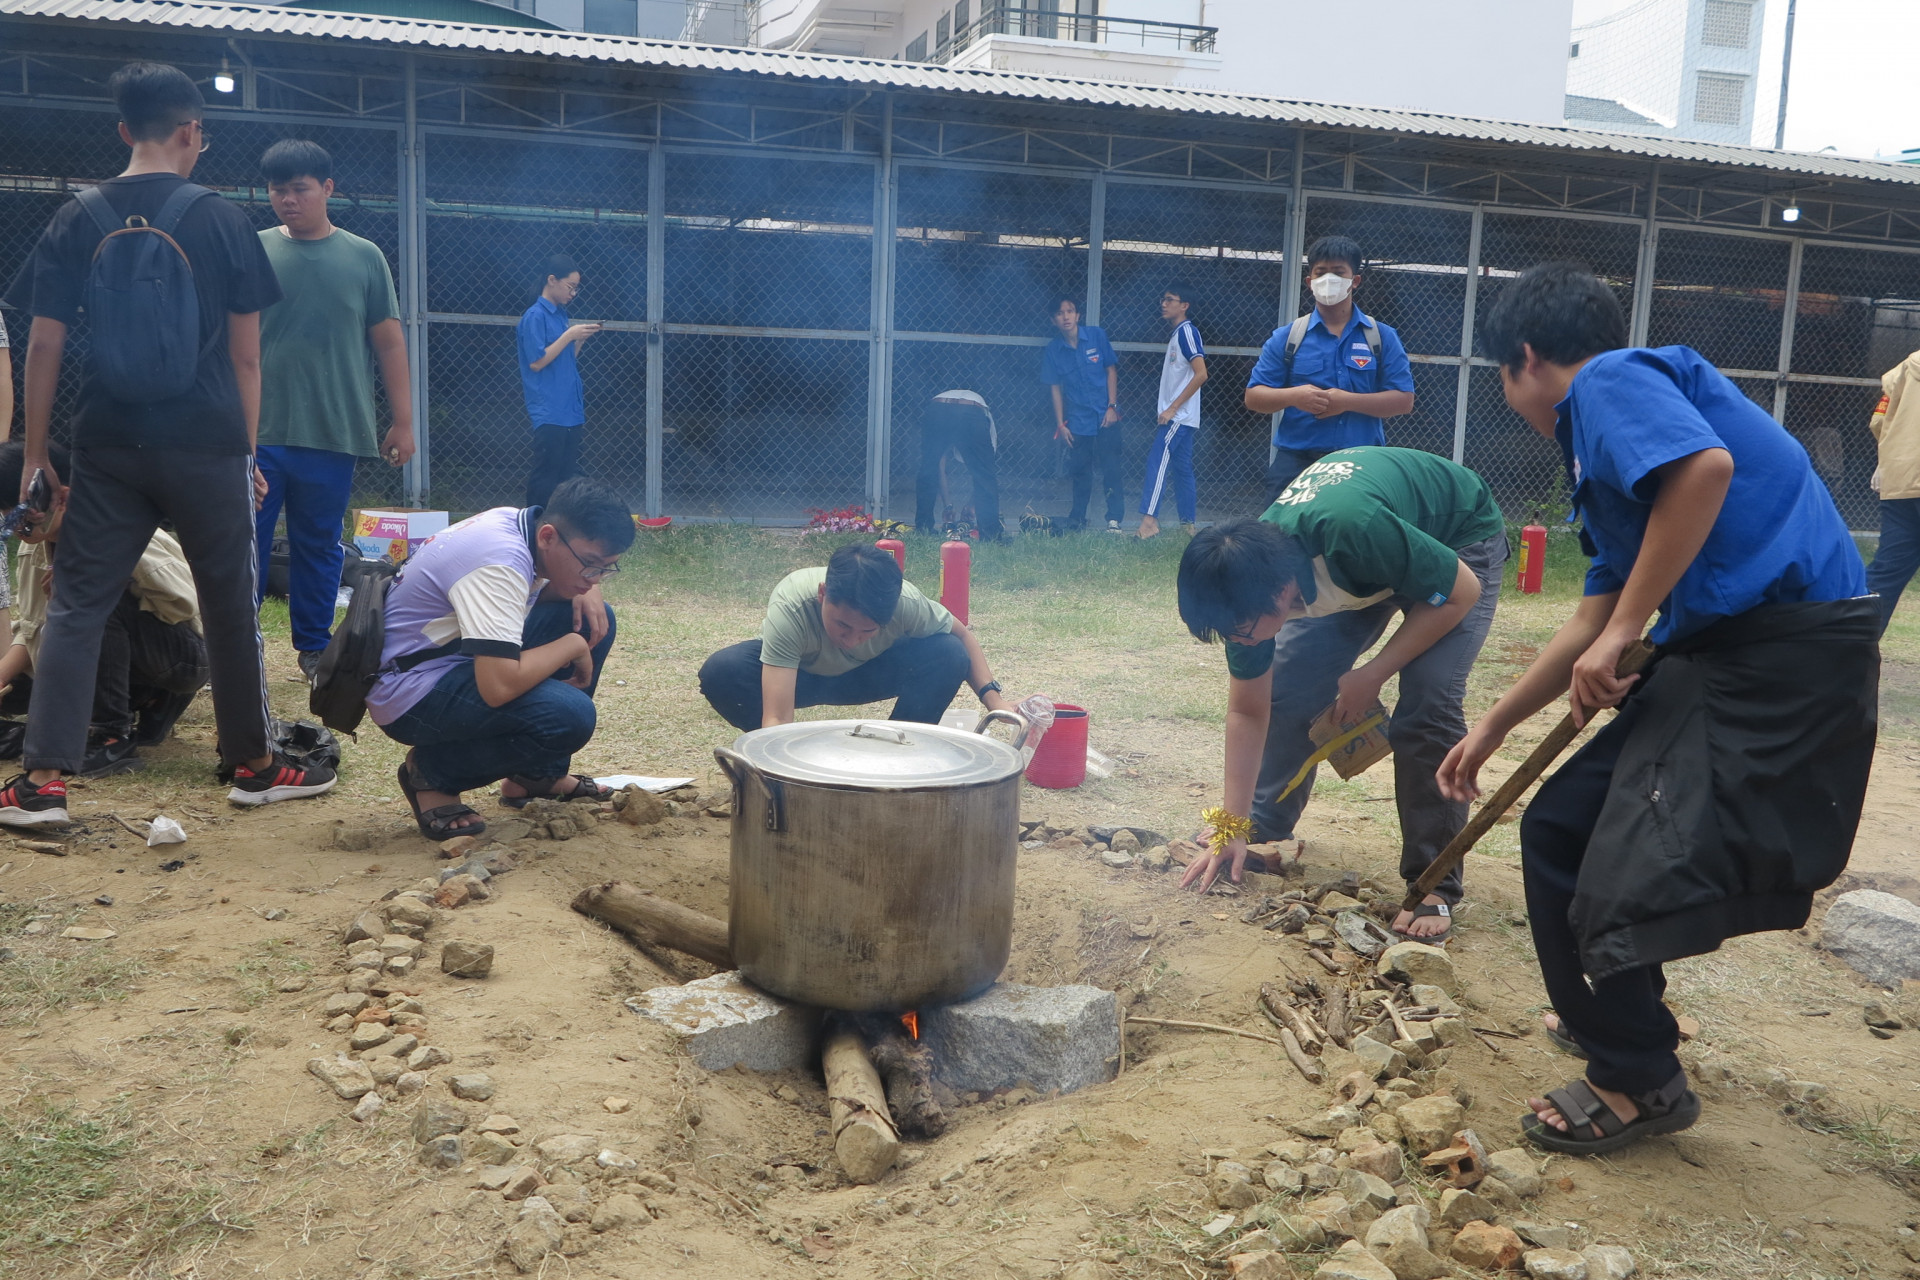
top-left (594, 775), bottom-right (695, 793)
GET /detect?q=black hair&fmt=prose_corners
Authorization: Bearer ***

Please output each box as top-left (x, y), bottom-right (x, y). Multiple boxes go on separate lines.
top-left (261, 139), bottom-right (334, 186)
top-left (1177, 519), bottom-right (1312, 644)
top-left (1305, 235), bottom-right (1363, 274)
top-left (109, 62), bottom-right (204, 144)
top-left (543, 477), bottom-right (635, 555)
top-left (1165, 282), bottom-right (1198, 312)
top-left (1051, 297), bottom-right (1082, 316)
top-left (823, 543), bottom-right (903, 627)
top-left (0, 441), bottom-right (73, 504)
top-left (1478, 262), bottom-right (1628, 372)
top-left (543, 254), bottom-right (581, 288)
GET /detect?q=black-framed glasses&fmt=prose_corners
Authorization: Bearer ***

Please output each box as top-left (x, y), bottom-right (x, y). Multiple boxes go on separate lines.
top-left (554, 527), bottom-right (619, 581)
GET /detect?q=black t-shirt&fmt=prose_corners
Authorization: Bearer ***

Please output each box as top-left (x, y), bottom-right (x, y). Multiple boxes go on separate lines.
top-left (2, 172), bottom-right (280, 455)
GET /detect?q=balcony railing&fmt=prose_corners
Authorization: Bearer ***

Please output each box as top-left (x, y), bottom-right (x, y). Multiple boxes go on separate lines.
top-left (932, 3), bottom-right (1219, 62)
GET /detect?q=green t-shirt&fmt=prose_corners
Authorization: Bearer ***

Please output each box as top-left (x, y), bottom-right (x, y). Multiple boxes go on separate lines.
top-left (1225, 447), bottom-right (1504, 680)
top-left (760, 566), bottom-right (955, 677)
top-left (257, 227), bottom-right (401, 456)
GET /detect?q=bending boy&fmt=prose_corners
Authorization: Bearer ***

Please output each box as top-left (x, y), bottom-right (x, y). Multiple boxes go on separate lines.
top-left (1175, 447), bottom-right (1507, 941)
top-left (1441, 264), bottom-right (1874, 1155)
top-left (367, 477), bottom-right (632, 841)
top-left (700, 543), bottom-right (1011, 730)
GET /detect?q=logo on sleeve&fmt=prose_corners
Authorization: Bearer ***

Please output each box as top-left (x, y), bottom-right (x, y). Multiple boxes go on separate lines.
top-left (1427, 592), bottom-right (1448, 606)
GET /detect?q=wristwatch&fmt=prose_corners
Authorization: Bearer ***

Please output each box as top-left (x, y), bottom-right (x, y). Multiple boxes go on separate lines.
top-left (975, 680), bottom-right (1003, 704)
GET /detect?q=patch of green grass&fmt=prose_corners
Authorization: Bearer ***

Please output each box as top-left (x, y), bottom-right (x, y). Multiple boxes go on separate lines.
top-left (1794, 1101), bottom-right (1920, 1190)
top-left (0, 937), bottom-right (144, 1028)
top-left (0, 1105), bottom-right (129, 1254)
top-left (229, 937), bottom-right (312, 1009)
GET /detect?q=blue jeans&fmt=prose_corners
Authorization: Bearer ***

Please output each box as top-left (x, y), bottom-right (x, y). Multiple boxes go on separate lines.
top-left (255, 444), bottom-right (359, 653)
top-left (381, 598), bottom-right (616, 796)
top-left (1140, 422), bottom-right (1196, 523)
top-left (1868, 497), bottom-right (1920, 637)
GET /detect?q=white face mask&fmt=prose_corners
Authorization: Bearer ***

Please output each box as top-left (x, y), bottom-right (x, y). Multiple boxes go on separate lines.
top-left (1311, 273), bottom-right (1354, 305)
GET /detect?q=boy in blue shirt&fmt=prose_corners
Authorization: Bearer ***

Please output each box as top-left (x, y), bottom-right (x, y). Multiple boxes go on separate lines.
top-left (1246, 236), bottom-right (1415, 507)
top-left (516, 254), bottom-right (599, 508)
top-left (1442, 263), bottom-right (1875, 1157)
top-left (1040, 298), bottom-right (1123, 532)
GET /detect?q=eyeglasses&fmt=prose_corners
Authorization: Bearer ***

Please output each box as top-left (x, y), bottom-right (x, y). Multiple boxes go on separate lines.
top-left (554, 527), bottom-right (620, 581)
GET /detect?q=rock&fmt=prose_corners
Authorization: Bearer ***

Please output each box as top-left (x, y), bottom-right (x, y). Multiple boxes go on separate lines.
top-left (1378, 943), bottom-right (1457, 995)
top-left (1485, 1149), bottom-right (1542, 1197)
top-left (308, 1054), bottom-right (377, 1100)
top-left (1302, 1162), bottom-right (1340, 1191)
top-left (1437, 1189), bottom-right (1496, 1229)
top-left (596, 1148), bottom-right (639, 1171)
top-left (1099, 849), bottom-right (1136, 868)
top-left (386, 897), bottom-right (435, 930)
top-left (385, 956), bottom-right (416, 978)
top-left (473, 1132), bottom-right (519, 1164)
top-left (1314, 1240), bottom-right (1396, 1280)
top-left (1321, 892), bottom-right (1364, 913)
top-left (344, 971), bottom-right (376, 994)
top-left (1343, 1142), bottom-right (1404, 1183)
top-left (363, 1033), bottom-right (419, 1060)
top-left (407, 1045), bottom-right (453, 1070)
top-left (1350, 1035), bottom-right (1408, 1080)
top-left (438, 833), bottom-right (482, 859)
top-left (1820, 890), bottom-right (1920, 985)
top-left (1214, 1176), bottom-right (1262, 1211)
top-left (1266, 1215), bottom-right (1328, 1249)
top-left (535, 1133), bottom-right (602, 1164)
top-left (1338, 1169), bottom-right (1397, 1211)
top-left (625, 971), bottom-right (816, 1073)
top-left (1379, 1242), bottom-right (1450, 1280)
top-left (1515, 1223), bottom-right (1573, 1250)
top-left (1264, 1162), bottom-right (1305, 1192)
top-left (1523, 1248), bottom-right (1590, 1280)
top-left (1369, 1113), bottom-right (1403, 1145)
top-left (1451, 1221), bottom-right (1525, 1270)
top-left (1409, 985), bottom-right (1461, 1016)
top-left (417, 1133), bottom-right (462, 1169)
top-left (323, 991), bottom-right (372, 1020)
top-left (920, 982), bottom-right (1118, 1096)
top-left (1580, 1246), bottom-right (1636, 1280)
top-left (1366, 1205), bottom-right (1432, 1253)
top-left (450, 1073), bottom-right (495, 1101)
top-left (590, 1191), bottom-right (649, 1233)
top-left (1478, 1177), bottom-right (1525, 1213)
top-left (479, 1113), bottom-right (522, 1135)
top-left (504, 1204), bottom-right (566, 1271)
top-left (276, 976), bottom-right (310, 993)
top-left (614, 786), bottom-right (669, 826)
top-left (473, 1164), bottom-right (520, 1192)
top-left (343, 911), bottom-right (386, 944)
top-left (411, 1100), bottom-right (470, 1143)
top-left (1395, 1095), bottom-right (1467, 1156)
top-left (1109, 828), bottom-right (1141, 853)
top-left (544, 1183), bottom-right (595, 1222)
top-left (1226, 1252), bottom-right (1291, 1280)
top-left (1864, 998), bottom-right (1905, 1030)
top-left (1421, 1128), bottom-right (1489, 1189)
top-left (347, 1022), bottom-right (393, 1052)
top-left (501, 1165), bottom-right (544, 1200)
top-left (366, 1056), bottom-right (405, 1086)
top-left (379, 933), bottom-right (423, 958)
top-left (349, 1091), bottom-right (385, 1123)
top-left (445, 872), bottom-right (491, 901)
top-left (393, 1071), bottom-right (428, 1096)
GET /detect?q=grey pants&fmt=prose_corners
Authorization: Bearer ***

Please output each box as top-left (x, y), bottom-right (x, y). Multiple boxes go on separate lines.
top-left (25, 448), bottom-right (268, 773)
top-left (1252, 532), bottom-right (1508, 902)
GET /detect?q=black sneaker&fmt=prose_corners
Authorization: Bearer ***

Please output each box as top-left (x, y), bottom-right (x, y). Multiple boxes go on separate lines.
top-left (0, 773), bottom-right (70, 828)
top-left (297, 650), bottom-right (324, 685)
top-left (77, 733), bottom-right (144, 779)
top-left (227, 752), bottom-right (337, 807)
top-left (0, 720), bottom-right (25, 761)
top-left (131, 688), bottom-right (196, 748)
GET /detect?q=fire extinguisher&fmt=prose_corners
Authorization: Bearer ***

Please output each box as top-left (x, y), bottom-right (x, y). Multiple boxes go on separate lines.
top-left (940, 540), bottom-right (971, 625)
top-left (1516, 525), bottom-right (1546, 594)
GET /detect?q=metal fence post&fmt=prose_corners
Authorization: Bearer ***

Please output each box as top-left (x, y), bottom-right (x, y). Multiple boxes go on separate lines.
top-left (400, 56), bottom-right (430, 507)
top-left (1272, 130), bottom-right (1308, 465)
top-left (866, 96), bottom-right (897, 516)
top-left (1630, 162), bottom-right (1660, 347)
top-left (1086, 170), bottom-right (1106, 325)
top-left (645, 142), bottom-right (665, 517)
top-left (1775, 236), bottom-right (1804, 425)
top-left (1453, 206), bottom-right (1484, 465)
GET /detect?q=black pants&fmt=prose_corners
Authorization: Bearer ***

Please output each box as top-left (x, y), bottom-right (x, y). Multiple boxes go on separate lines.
top-left (1066, 426), bottom-right (1124, 527)
top-left (1518, 692), bottom-right (1681, 1095)
top-left (95, 592), bottom-right (208, 737)
top-left (1263, 446), bottom-right (1332, 509)
top-left (916, 400), bottom-right (1000, 536)
top-left (698, 634), bottom-right (971, 732)
top-left (526, 424), bottom-right (583, 508)
top-left (26, 448), bottom-right (266, 773)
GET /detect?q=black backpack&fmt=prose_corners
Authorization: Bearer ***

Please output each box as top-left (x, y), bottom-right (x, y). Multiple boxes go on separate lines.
top-left (75, 182), bottom-right (217, 403)
top-left (308, 556), bottom-right (399, 735)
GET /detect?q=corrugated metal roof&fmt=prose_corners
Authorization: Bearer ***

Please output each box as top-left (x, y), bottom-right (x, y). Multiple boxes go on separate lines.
top-left (8, 0), bottom-right (1918, 189)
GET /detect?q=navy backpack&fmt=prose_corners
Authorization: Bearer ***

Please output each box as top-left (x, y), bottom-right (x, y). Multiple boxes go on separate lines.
top-left (75, 182), bottom-right (216, 403)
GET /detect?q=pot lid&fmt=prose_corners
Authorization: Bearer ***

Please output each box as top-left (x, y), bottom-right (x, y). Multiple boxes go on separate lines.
top-left (729, 719), bottom-right (1023, 790)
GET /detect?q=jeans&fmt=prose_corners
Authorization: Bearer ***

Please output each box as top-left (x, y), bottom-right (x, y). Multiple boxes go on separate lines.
top-left (1066, 426), bottom-right (1124, 526)
top-left (1868, 496), bottom-right (1920, 637)
top-left (381, 598), bottom-right (615, 796)
top-left (26, 448), bottom-right (267, 773)
top-left (916, 400), bottom-right (1001, 536)
top-left (1140, 422), bottom-right (1196, 523)
top-left (254, 444), bottom-right (358, 654)
top-left (526, 424), bottom-right (584, 509)
top-left (698, 633), bottom-right (972, 732)
top-left (1263, 446), bottom-right (1332, 509)
top-left (1252, 533), bottom-right (1507, 901)
top-left (1519, 691), bottom-right (1682, 1094)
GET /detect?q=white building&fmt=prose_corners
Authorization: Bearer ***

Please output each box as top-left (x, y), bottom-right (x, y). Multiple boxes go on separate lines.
top-left (1564, 0), bottom-right (1768, 145)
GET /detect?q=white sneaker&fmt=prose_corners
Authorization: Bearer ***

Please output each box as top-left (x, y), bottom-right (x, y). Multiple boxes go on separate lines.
top-left (1106, 520), bottom-right (1123, 534)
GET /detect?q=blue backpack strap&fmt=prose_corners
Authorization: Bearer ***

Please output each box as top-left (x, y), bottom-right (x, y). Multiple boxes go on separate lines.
top-left (1279, 314), bottom-right (1312, 386)
top-left (152, 182), bottom-right (215, 236)
top-left (74, 185), bottom-right (122, 240)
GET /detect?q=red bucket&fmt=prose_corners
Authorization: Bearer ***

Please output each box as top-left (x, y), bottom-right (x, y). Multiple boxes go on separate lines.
top-left (1025, 703), bottom-right (1088, 789)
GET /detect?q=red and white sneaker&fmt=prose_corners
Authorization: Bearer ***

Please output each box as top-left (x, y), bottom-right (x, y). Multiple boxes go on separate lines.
top-left (227, 752), bottom-right (337, 807)
top-left (0, 773), bottom-right (70, 828)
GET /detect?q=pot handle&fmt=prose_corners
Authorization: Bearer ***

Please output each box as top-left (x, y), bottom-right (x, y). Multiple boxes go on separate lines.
top-left (713, 747), bottom-right (786, 833)
top-left (973, 707), bottom-right (1030, 750)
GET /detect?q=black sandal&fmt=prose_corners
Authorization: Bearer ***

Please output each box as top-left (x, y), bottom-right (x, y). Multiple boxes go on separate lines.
top-left (1392, 901), bottom-right (1453, 945)
top-left (1542, 1011), bottom-right (1587, 1059)
top-left (397, 761), bottom-right (487, 841)
top-left (500, 773), bottom-right (615, 810)
top-left (1521, 1071), bottom-right (1700, 1155)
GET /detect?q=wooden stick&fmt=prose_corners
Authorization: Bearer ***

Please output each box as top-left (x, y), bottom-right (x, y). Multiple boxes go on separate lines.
top-left (1123, 1016), bottom-right (1288, 1048)
top-left (1384, 1000), bottom-right (1414, 1045)
top-left (823, 1028), bottom-right (899, 1184)
top-left (1322, 987), bottom-right (1351, 1048)
top-left (1306, 948), bottom-right (1345, 976)
top-left (1276, 1026), bottom-right (1325, 1084)
top-left (570, 882), bottom-right (734, 969)
top-left (1401, 638), bottom-right (1656, 915)
top-left (1259, 984), bottom-right (1322, 1053)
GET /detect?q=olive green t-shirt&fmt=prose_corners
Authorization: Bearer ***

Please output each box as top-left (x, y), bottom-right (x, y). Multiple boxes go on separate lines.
top-left (1226, 447), bottom-right (1504, 680)
top-left (760, 566), bottom-right (955, 677)
top-left (257, 226), bottom-right (401, 456)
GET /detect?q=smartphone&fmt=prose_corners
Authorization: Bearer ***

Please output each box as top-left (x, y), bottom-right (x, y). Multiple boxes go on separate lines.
top-left (24, 468), bottom-right (49, 516)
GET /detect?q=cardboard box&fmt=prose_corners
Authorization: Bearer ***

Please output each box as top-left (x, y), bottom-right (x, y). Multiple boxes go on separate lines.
top-left (352, 508), bottom-right (449, 565)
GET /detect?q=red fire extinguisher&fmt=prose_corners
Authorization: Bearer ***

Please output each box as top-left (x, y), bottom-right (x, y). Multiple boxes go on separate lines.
top-left (1517, 525), bottom-right (1546, 594)
top-left (940, 540), bottom-right (971, 625)
top-left (875, 538), bottom-right (905, 573)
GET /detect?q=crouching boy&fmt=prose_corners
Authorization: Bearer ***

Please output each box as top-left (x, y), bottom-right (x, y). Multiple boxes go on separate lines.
top-left (1441, 264), bottom-right (1875, 1155)
top-left (700, 543), bottom-right (1011, 729)
top-left (367, 477), bottom-right (633, 841)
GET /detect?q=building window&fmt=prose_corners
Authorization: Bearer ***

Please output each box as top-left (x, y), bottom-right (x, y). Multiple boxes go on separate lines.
top-left (905, 31), bottom-right (929, 61)
top-left (1694, 72), bottom-right (1746, 125)
top-left (954, 0), bottom-right (970, 32)
top-left (1569, 41), bottom-right (1580, 58)
top-left (936, 13), bottom-right (950, 47)
top-left (1702, 0), bottom-right (1753, 49)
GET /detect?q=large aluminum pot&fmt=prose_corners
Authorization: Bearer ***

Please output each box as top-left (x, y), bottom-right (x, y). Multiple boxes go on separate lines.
top-left (714, 711), bottom-right (1028, 1012)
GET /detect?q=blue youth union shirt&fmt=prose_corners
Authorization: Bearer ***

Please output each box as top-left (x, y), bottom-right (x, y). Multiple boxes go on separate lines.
top-left (1558, 345), bottom-right (1865, 645)
top-left (1040, 323), bottom-right (1118, 436)
top-left (516, 295), bottom-right (585, 429)
top-left (1246, 307), bottom-right (1413, 452)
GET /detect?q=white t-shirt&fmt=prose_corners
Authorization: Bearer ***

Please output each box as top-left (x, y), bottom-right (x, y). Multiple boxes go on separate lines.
top-left (1157, 320), bottom-right (1204, 428)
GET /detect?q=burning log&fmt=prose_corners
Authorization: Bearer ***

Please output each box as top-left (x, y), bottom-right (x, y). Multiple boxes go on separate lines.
top-left (570, 882), bottom-right (734, 969)
top-left (844, 1012), bottom-right (947, 1139)
top-left (822, 1027), bottom-right (900, 1184)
